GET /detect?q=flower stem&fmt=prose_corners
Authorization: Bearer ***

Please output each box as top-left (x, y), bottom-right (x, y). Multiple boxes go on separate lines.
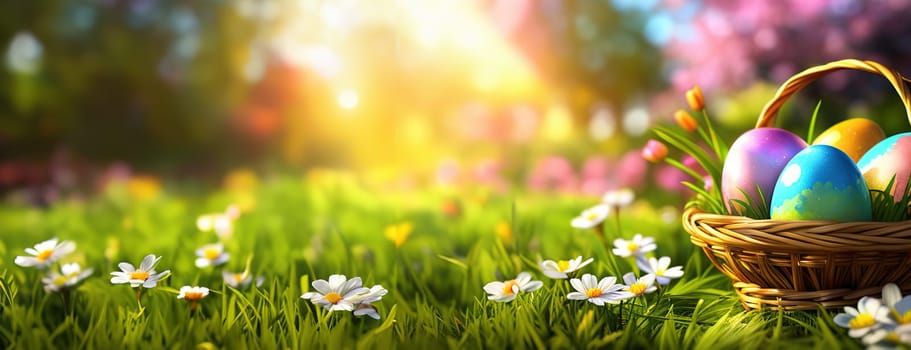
top-left (613, 208), bottom-right (622, 237)
top-left (61, 288), bottom-right (73, 316)
top-left (627, 299), bottom-right (635, 326)
top-left (619, 300), bottom-right (625, 329)
top-left (699, 110), bottom-right (723, 160)
top-left (601, 213), bottom-right (624, 276)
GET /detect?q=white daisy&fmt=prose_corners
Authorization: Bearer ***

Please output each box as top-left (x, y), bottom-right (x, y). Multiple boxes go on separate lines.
top-left (110, 254), bottom-right (171, 288)
top-left (882, 283), bottom-right (911, 325)
top-left (483, 272), bottom-right (544, 303)
top-left (301, 274), bottom-right (370, 312)
top-left (222, 269), bottom-right (264, 289)
top-left (539, 256), bottom-right (594, 279)
top-left (354, 303), bottom-right (381, 320)
top-left (177, 286), bottom-right (210, 301)
top-left (602, 188), bottom-right (635, 209)
top-left (867, 324), bottom-right (911, 346)
top-left (898, 323), bottom-right (911, 343)
top-left (861, 324), bottom-right (911, 348)
top-left (612, 234), bottom-right (656, 258)
top-left (571, 204), bottom-right (610, 229)
top-left (42, 262), bottom-right (93, 293)
top-left (195, 243), bottom-right (230, 268)
top-left (351, 284), bottom-right (388, 320)
top-left (621, 272), bottom-right (657, 297)
top-left (178, 285), bottom-right (209, 311)
top-left (637, 256), bottom-right (684, 285)
top-left (14, 238), bottom-right (76, 268)
top-left (196, 206), bottom-right (238, 240)
top-left (566, 274), bottom-right (627, 305)
top-left (834, 296), bottom-right (894, 338)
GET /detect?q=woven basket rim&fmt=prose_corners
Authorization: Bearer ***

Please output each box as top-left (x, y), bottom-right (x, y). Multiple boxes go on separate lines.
top-left (683, 207), bottom-right (911, 253)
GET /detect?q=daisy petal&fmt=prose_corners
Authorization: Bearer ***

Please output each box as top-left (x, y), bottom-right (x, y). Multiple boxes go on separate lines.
top-left (567, 292), bottom-right (588, 300)
top-left (328, 275), bottom-right (347, 291)
top-left (312, 279), bottom-right (332, 294)
top-left (484, 282), bottom-right (504, 295)
top-left (523, 280), bottom-right (543, 292)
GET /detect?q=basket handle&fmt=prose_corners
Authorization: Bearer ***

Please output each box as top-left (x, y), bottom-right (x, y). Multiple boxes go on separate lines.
top-left (756, 59), bottom-right (911, 128)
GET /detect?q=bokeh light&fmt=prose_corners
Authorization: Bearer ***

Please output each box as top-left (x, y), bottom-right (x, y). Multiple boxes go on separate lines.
top-left (0, 0), bottom-right (910, 202)
top-left (337, 89), bottom-right (359, 110)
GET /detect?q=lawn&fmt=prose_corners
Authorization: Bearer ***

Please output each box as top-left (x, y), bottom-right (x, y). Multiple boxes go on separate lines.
top-left (0, 172), bottom-right (859, 349)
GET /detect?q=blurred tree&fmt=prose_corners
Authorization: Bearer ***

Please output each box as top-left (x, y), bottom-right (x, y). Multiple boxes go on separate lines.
top-left (656, 0), bottom-right (911, 132)
top-left (1, 1), bottom-right (259, 172)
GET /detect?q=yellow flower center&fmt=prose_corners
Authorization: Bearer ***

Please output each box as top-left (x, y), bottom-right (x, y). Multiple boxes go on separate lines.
top-left (233, 274), bottom-right (245, 283)
top-left (586, 288), bottom-right (603, 298)
top-left (184, 291), bottom-right (205, 301)
top-left (37, 249), bottom-right (53, 262)
top-left (849, 313), bottom-right (876, 329)
top-left (324, 292), bottom-right (343, 304)
top-left (629, 282), bottom-right (647, 295)
top-left (53, 275), bottom-right (68, 286)
top-left (656, 268), bottom-right (666, 276)
top-left (557, 260), bottom-right (571, 272)
top-left (626, 242), bottom-right (639, 252)
top-left (501, 280), bottom-right (518, 295)
top-left (130, 271), bottom-right (150, 281)
top-left (886, 332), bottom-right (901, 343)
top-left (586, 212), bottom-right (599, 221)
top-left (204, 248), bottom-right (221, 261)
top-left (894, 310), bottom-right (911, 324)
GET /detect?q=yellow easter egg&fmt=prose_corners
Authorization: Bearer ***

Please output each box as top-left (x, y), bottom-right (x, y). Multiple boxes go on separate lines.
top-left (812, 117), bottom-right (885, 162)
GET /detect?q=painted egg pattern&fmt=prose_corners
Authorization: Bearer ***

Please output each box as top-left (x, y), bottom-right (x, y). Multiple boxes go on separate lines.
top-left (770, 145), bottom-right (871, 221)
top-left (857, 132), bottom-right (911, 200)
top-left (722, 128), bottom-right (808, 216)
top-left (811, 117), bottom-right (885, 162)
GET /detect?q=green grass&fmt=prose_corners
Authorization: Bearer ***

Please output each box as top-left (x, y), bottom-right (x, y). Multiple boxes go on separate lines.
top-left (0, 174), bottom-right (859, 349)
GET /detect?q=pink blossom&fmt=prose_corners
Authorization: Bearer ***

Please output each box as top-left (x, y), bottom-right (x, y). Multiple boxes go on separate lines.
top-left (435, 159), bottom-right (462, 187)
top-left (641, 140), bottom-right (668, 163)
top-left (616, 150), bottom-right (648, 189)
top-left (579, 156), bottom-right (612, 196)
top-left (527, 156), bottom-right (577, 193)
top-left (655, 164), bottom-right (689, 194)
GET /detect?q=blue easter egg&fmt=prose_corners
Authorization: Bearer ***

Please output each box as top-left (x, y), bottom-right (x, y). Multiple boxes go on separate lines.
top-left (770, 145), bottom-right (871, 221)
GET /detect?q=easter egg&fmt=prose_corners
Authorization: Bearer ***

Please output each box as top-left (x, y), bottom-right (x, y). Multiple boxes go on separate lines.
top-left (770, 145), bottom-right (871, 221)
top-left (857, 132), bottom-right (911, 201)
top-left (722, 128), bottom-right (808, 216)
top-left (812, 118), bottom-right (885, 162)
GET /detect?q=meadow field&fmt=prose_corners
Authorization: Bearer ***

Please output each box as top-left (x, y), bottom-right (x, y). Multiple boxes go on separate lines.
top-left (0, 172), bottom-right (858, 349)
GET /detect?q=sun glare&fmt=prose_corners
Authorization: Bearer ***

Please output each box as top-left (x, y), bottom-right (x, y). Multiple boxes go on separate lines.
top-left (337, 89), bottom-right (359, 110)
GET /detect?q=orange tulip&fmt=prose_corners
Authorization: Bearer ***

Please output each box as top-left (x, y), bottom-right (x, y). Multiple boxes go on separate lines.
top-left (685, 86), bottom-right (705, 111)
top-left (674, 109), bottom-right (698, 132)
top-left (642, 140), bottom-right (668, 163)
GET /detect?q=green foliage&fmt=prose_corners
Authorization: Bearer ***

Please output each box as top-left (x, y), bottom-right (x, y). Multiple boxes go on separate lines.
top-left (871, 176), bottom-right (911, 222)
top-left (806, 101), bottom-right (823, 144)
top-left (652, 110), bottom-right (728, 215)
top-left (728, 186), bottom-right (770, 220)
top-left (0, 176), bottom-right (860, 348)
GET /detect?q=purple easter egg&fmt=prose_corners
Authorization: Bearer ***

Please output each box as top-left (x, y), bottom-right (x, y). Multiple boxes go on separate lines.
top-left (721, 128), bottom-right (808, 216)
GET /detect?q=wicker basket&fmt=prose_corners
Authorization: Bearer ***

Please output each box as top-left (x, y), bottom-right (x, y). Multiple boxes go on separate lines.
top-left (683, 59), bottom-right (911, 311)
